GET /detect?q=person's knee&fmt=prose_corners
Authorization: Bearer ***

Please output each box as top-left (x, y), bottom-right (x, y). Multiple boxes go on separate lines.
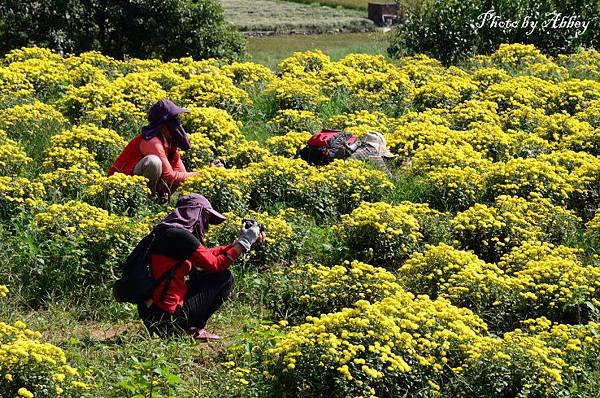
top-left (144, 155), bottom-right (162, 177)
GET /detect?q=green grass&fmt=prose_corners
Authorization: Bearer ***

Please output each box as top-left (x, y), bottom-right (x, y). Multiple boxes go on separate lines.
top-left (219, 0), bottom-right (373, 34)
top-left (1, 269), bottom-right (270, 398)
top-left (280, 0), bottom-right (370, 10)
top-left (245, 31), bottom-right (389, 68)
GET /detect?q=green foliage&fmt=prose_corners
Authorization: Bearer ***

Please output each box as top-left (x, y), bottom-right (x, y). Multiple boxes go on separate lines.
top-left (0, 0), bottom-right (245, 61)
top-left (117, 355), bottom-right (183, 398)
top-left (388, 0), bottom-right (600, 64)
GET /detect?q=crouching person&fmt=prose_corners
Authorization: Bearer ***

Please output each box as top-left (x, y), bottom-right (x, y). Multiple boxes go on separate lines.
top-left (108, 99), bottom-right (200, 199)
top-left (139, 193), bottom-right (264, 340)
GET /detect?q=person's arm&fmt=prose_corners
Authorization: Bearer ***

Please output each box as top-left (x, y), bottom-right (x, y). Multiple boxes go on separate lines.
top-left (171, 150), bottom-right (187, 174)
top-left (189, 243), bottom-right (245, 273)
top-left (139, 137), bottom-right (197, 185)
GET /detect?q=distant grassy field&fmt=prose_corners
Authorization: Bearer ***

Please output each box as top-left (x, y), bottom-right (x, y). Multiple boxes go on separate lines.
top-left (245, 31), bottom-right (389, 68)
top-left (280, 0), bottom-right (370, 10)
top-left (219, 0), bottom-right (374, 34)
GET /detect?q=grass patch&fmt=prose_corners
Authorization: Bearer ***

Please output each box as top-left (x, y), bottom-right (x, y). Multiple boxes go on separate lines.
top-left (280, 0), bottom-right (370, 10)
top-left (219, 0), bottom-right (373, 34)
top-left (245, 31), bottom-right (389, 68)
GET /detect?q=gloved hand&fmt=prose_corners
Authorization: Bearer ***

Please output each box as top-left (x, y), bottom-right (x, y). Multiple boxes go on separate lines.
top-left (237, 222), bottom-right (261, 252)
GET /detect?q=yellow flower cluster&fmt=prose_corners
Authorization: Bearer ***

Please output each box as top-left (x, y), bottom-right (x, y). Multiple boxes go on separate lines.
top-left (221, 61), bottom-right (275, 89)
top-left (182, 132), bottom-right (216, 169)
top-left (336, 201), bottom-right (423, 268)
top-left (43, 146), bottom-right (100, 172)
top-left (227, 289), bottom-right (487, 397)
top-left (169, 72), bottom-right (250, 114)
top-left (84, 173), bottom-right (151, 214)
top-left (183, 106), bottom-right (243, 153)
top-left (265, 131), bottom-right (312, 157)
top-left (0, 134), bottom-right (31, 175)
top-left (207, 209), bottom-right (294, 268)
top-left (266, 109), bottom-right (321, 136)
top-left (451, 195), bottom-right (581, 262)
top-left (289, 260), bottom-right (401, 321)
top-left (0, 176), bottom-right (45, 217)
top-left (33, 200), bottom-right (145, 245)
top-left (181, 167), bottom-right (253, 214)
top-left (50, 124), bottom-right (126, 166)
top-left (0, 286), bottom-right (90, 397)
top-left (0, 101), bottom-right (68, 141)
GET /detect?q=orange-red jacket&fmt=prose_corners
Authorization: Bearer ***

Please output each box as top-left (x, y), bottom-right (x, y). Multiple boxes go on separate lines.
top-left (108, 134), bottom-right (195, 185)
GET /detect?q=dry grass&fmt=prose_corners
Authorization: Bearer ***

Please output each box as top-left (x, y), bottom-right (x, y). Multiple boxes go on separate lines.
top-left (281, 0), bottom-right (371, 10)
top-left (219, 0), bottom-right (374, 34)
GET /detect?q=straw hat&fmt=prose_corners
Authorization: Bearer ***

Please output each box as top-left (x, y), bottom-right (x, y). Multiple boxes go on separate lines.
top-left (363, 132), bottom-right (396, 158)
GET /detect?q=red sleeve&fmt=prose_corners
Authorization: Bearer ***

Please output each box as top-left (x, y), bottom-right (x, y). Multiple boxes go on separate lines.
top-left (190, 244), bottom-right (239, 273)
top-left (171, 150), bottom-right (187, 173)
top-left (139, 137), bottom-right (195, 185)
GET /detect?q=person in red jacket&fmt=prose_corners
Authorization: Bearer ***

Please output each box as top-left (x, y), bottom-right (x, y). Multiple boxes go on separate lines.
top-left (108, 99), bottom-right (199, 198)
top-left (138, 193), bottom-right (265, 340)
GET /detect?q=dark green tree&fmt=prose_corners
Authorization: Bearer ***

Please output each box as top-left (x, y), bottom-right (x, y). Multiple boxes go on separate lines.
top-left (0, 0), bottom-right (245, 60)
top-left (388, 0), bottom-right (599, 64)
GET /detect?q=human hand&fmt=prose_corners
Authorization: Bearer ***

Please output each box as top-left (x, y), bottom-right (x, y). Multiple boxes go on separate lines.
top-left (209, 158), bottom-right (225, 168)
top-left (237, 222), bottom-right (261, 252)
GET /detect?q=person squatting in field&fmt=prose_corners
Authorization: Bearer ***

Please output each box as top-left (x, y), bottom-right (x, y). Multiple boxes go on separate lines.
top-left (138, 193), bottom-right (266, 340)
top-left (349, 131), bottom-right (398, 178)
top-left (108, 99), bottom-right (199, 199)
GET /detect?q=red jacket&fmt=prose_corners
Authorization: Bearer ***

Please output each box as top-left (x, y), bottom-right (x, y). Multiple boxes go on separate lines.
top-left (150, 243), bottom-right (239, 314)
top-left (108, 134), bottom-right (195, 185)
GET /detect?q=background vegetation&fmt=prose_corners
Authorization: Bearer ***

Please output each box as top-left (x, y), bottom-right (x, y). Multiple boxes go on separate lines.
top-left (389, 0), bottom-right (600, 64)
top-left (0, 0), bottom-right (245, 60)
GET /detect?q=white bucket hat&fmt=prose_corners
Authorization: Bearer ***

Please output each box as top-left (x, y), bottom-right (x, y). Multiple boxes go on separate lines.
top-left (363, 132), bottom-right (396, 158)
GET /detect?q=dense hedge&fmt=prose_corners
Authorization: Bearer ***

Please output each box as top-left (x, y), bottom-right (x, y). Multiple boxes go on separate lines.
top-left (388, 0), bottom-right (599, 64)
top-left (0, 0), bottom-right (245, 60)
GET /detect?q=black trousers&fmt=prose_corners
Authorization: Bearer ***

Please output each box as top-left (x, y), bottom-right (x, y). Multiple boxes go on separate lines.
top-left (138, 268), bottom-right (233, 338)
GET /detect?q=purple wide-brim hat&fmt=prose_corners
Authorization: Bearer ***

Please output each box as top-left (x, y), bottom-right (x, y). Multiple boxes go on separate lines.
top-left (141, 99), bottom-right (189, 138)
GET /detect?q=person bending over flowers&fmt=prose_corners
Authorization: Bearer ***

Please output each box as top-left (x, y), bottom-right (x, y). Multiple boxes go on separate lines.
top-left (138, 193), bottom-right (265, 340)
top-left (109, 99), bottom-right (199, 199)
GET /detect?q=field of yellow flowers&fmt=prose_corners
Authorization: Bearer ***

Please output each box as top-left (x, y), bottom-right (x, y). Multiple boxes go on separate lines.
top-left (0, 43), bottom-right (599, 397)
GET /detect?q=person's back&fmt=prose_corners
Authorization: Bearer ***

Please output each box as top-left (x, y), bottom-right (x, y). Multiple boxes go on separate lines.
top-left (349, 131), bottom-right (396, 178)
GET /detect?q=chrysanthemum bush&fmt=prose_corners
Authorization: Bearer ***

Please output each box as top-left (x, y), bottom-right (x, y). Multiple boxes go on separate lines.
top-left (42, 146), bottom-right (101, 172)
top-left (180, 167), bottom-right (252, 214)
top-left (455, 318), bottom-right (600, 398)
top-left (266, 260), bottom-right (401, 325)
top-left (0, 101), bottom-right (69, 150)
top-left (265, 131), bottom-right (312, 157)
top-left (225, 290), bottom-right (488, 398)
top-left (266, 110), bottom-right (321, 136)
top-left (49, 124), bottom-right (126, 170)
top-left (335, 201), bottom-right (423, 268)
top-left (0, 135), bottom-right (31, 175)
top-left (0, 286), bottom-right (91, 398)
top-left (83, 173), bottom-right (152, 215)
top-left (0, 176), bottom-right (45, 219)
top-left (182, 106), bottom-right (243, 154)
top-left (451, 195), bottom-right (581, 263)
top-left (169, 72), bottom-right (250, 115)
top-left (223, 140), bottom-right (271, 169)
top-left (31, 201), bottom-right (147, 293)
top-left (221, 61), bottom-right (275, 91)
top-left (206, 210), bottom-right (294, 270)
top-left (181, 132), bottom-right (215, 170)
top-left (40, 166), bottom-right (103, 202)
top-left (293, 160), bottom-right (394, 219)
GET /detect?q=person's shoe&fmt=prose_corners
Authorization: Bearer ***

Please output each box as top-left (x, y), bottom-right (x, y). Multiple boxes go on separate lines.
top-left (188, 328), bottom-right (220, 341)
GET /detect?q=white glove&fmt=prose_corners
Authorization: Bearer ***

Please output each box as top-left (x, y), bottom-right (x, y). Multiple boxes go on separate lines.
top-left (237, 223), bottom-right (261, 252)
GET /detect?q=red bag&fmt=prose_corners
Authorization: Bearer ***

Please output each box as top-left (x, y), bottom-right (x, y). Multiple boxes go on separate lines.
top-left (299, 129), bottom-right (358, 165)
